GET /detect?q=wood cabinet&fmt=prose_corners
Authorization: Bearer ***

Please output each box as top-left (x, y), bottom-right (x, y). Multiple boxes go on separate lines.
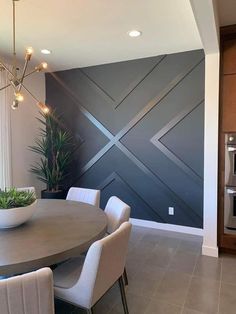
top-left (219, 26), bottom-right (236, 252)
top-left (222, 75), bottom-right (236, 132)
top-left (222, 38), bottom-right (236, 75)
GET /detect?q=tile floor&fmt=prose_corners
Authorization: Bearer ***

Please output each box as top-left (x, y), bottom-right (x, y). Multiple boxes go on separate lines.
top-left (55, 225), bottom-right (236, 314)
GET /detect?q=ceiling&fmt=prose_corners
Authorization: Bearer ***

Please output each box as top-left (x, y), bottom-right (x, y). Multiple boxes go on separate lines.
top-left (0, 0), bottom-right (202, 71)
top-left (217, 0), bottom-right (236, 26)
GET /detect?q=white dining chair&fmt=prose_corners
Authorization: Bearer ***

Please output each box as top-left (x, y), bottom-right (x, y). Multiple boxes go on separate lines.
top-left (0, 268), bottom-right (54, 314)
top-left (104, 196), bottom-right (131, 286)
top-left (105, 196), bottom-right (131, 234)
top-left (53, 222), bottom-right (132, 314)
top-left (66, 187), bottom-right (100, 207)
top-left (17, 186), bottom-right (36, 197)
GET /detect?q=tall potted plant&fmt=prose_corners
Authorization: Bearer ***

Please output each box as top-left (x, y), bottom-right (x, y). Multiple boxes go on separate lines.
top-left (29, 110), bottom-right (72, 199)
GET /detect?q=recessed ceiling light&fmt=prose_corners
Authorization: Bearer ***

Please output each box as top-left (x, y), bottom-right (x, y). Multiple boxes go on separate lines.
top-left (128, 30), bottom-right (142, 38)
top-left (41, 49), bottom-right (51, 55)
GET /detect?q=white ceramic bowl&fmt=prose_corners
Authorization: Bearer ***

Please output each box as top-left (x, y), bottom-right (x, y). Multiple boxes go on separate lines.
top-left (0, 200), bottom-right (37, 229)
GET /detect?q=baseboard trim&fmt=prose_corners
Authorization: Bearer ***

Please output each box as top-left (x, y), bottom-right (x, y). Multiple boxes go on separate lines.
top-left (130, 218), bottom-right (203, 236)
top-left (202, 245), bottom-right (219, 257)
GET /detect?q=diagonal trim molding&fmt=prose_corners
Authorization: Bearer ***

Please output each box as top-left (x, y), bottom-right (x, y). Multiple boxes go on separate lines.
top-left (77, 57), bottom-right (205, 178)
top-left (80, 56), bottom-right (166, 110)
top-left (116, 142), bottom-right (203, 224)
top-left (49, 55), bottom-right (204, 227)
top-left (150, 100), bottom-right (204, 185)
top-left (46, 51), bottom-right (205, 228)
top-left (97, 171), bottom-right (165, 222)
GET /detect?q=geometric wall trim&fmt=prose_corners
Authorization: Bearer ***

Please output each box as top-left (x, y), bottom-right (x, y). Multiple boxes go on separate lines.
top-left (46, 49), bottom-right (205, 228)
top-left (150, 100), bottom-right (204, 186)
top-left (97, 171), bottom-right (165, 222)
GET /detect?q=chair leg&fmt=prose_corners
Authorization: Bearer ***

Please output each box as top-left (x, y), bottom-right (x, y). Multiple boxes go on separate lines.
top-left (118, 276), bottom-right (129, 314)
top-left (123, 267), bottom-right (128, 286)
top-left (87, 308), bottom-right (94, 314)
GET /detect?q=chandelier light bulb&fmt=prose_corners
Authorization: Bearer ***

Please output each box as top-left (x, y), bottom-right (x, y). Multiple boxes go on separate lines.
top-left (11, 100), bottom-right (19, 110)
top-left (0, 1), bottom-right (50, 112)
top-left (25, 47), bottom-right (33, 61)
top-left (41, 62), bottom-right (48, 70)
top-left (26, 47), bottom-right (33, 55)
top-left (36, 62), bottom-right (48, 72)
top-left (37, 102), bottom-right (50, 114)
top-left (15, 92), bottom-right (24, 102)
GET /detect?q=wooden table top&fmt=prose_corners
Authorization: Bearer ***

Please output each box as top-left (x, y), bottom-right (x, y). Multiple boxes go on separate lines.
top-left (0, 199), bottom-right (107, 276)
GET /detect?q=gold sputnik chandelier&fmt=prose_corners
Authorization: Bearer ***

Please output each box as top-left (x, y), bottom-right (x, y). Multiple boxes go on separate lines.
top-left (0, 0), bottom-right (49, 113)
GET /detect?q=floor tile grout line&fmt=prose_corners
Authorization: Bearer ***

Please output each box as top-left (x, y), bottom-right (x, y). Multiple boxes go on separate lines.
top-left (179, 248), bottom-right (200, 314)
top-left (68, 227), bottom-right (223, 314)
top-left (216, 258), bottom-right (223, 314)
top-left (164, 236), bottom-right (181, 270)
top-left (136, 233), bottom-right (182, 311)
top-left (170, 239), bottom-right (187, 313)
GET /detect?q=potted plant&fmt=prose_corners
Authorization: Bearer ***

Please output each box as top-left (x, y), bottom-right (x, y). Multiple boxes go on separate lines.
top-left (29, 110), bottom-right (73, 199)
top-left (0, 188), bottom-right (37, 228)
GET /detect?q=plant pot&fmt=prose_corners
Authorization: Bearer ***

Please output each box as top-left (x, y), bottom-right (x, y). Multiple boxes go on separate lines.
top-left (41, 189), bottom-right (67, 199)
top-left (0, 200), bottom-right (37, 229)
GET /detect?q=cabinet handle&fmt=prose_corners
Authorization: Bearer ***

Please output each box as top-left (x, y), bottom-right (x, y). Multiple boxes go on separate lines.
top-left (228, 147), bottom-right (236, 152)
top-left (227, 188), bottom-right (236, 194)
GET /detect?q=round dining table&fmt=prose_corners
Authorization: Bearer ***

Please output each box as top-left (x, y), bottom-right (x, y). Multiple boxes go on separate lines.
top-left (0, 199), bottom-right (107, 276)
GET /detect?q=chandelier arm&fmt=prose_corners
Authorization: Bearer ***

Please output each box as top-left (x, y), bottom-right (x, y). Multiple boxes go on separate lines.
top-left (0, 62), bottom-right (42, 93)
top-left (0, 63), bottom-right (27, 95)
top-left (0, 62), bottom-right (14, 78)
top-left (2, 0), bottom-right (49, 112)
top-left (13, 68), bottom-right (39, 83)
top-left (21, 83), bottom-right (40, 103)
top-left (23, 68), bottom-right (39, 78)
top-left (0, 64), bottom-right (46, 111)
top-left (21, 82), bottom-right (49, 112)
top-left (0, 83), bottom-right (11, 91)
top-left (17, 59), bottom-right (29, 92)
top-left (12, 0), bottom-right (17, 77)
top-left (13, 1), bottom-right (16, 57)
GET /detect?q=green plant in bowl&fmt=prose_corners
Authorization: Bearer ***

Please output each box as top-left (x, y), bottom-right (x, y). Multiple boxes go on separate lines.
top-left (0, 188), bottom-right (37, 229)
top-left (0, 188), bottom-right (36, 209)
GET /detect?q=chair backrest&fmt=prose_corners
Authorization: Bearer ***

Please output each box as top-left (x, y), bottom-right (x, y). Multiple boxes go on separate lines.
top-left (17, 187), bottom-right (36, 197)
top-left (66, 187), bottom-right (100, 207)
top-left (0, 268), bottom-right (54, 314)
top-left (73, 222), bottom-right (132, 308)
top-left (105, 196), bottom-right (131, 234)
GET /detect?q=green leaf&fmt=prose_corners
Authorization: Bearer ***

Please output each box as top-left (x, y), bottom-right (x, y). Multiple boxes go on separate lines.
top-left (0, 188), bottom-right (36, 209)
top-left (29, 109), bottom-right (74, 191)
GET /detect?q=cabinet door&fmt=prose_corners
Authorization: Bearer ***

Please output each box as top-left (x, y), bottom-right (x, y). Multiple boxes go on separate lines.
top-left (222, 74), bottom-right (236, 132)
top-left (223, 39), bottom-right (236, 74)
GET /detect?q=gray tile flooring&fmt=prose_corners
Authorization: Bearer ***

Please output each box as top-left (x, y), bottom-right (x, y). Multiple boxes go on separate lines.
top-left (55, 225), bottom-right (236, 314)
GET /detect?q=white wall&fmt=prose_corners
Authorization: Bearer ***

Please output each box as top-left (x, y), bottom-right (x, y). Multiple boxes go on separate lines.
top-left (10, 73), bottom-right (46, 197)
top-left (190, 0), bottom-right (220, 257)
top-left (202, 52), bottom-right (220, 257)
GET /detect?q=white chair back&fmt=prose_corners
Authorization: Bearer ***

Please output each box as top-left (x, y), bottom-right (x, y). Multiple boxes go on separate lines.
top-left (17, 187), bottom-right (36, 197)
top-left (66, 187), bottom-right (100, 207)
top-left (77, 222), bottom-right (131, 308)
top-left (0, 268), bottom-right (54, 314)
top-left (105, 196), bottom-right (131, 234)
top-left (56, 222), bottom-right (131, 309)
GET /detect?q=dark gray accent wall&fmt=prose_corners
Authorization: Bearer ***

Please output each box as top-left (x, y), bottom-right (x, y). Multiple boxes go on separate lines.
top-left (45, 49), bottom-right (205, 228)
